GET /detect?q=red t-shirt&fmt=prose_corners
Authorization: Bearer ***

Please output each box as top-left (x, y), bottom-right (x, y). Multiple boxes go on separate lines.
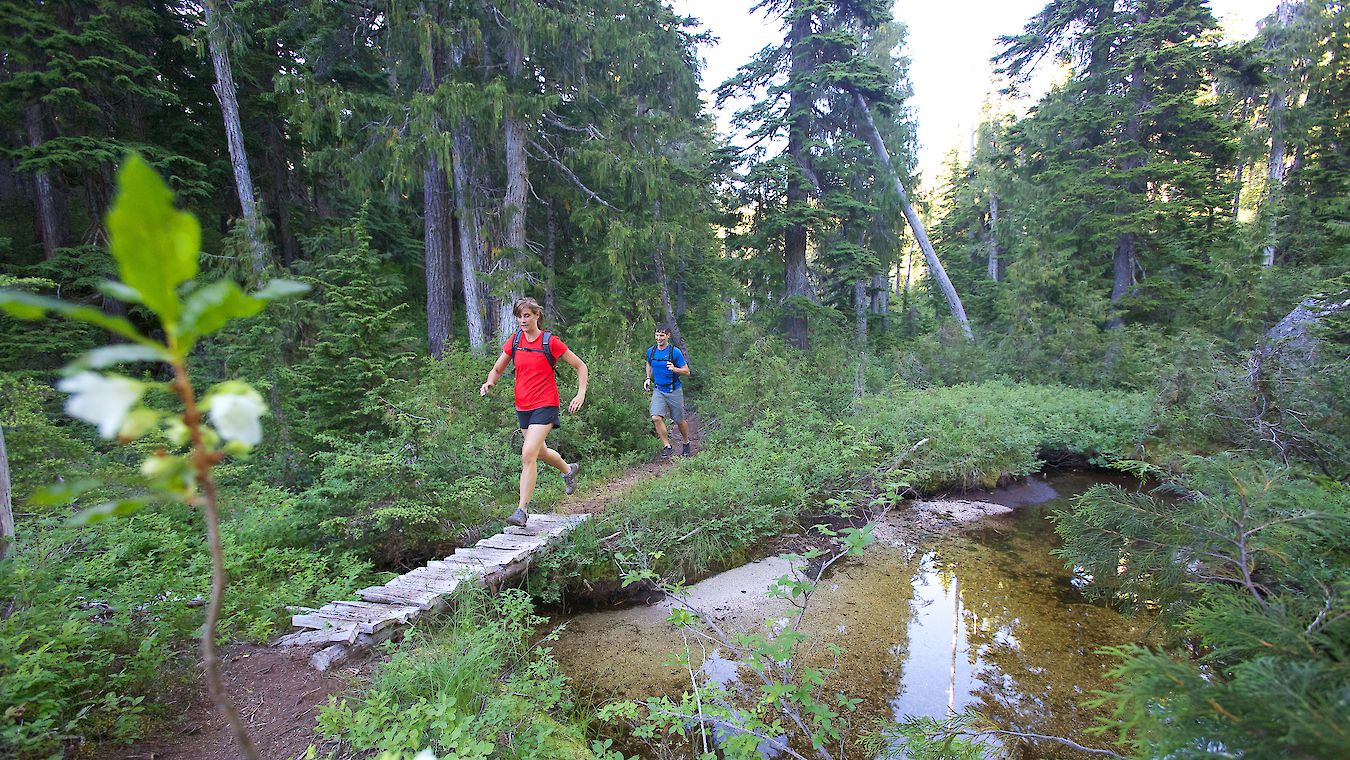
top-left (502, 332), bottom-right (568, 411)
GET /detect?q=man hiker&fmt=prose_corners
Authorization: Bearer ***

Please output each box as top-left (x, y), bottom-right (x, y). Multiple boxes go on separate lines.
top-left (644, 325), bottom-right (691, 458)
top-left (480, 297), bottom-right (587, 526)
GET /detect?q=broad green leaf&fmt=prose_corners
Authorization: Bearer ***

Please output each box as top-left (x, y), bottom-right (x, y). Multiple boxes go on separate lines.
top-left (178, 280), bottom-right (265, 344)
top-left (106, 154), bottom-right (199, 324)
top-left (96, 280), bottom-right (144, 304)
top-left (30, 478), bottom-right (102, 507)
top-left (252, 278), bottom-right (311, 301)
top-left (0, 290), bottom-right (155, 346)
top-left (72, 344), bottom-right (168, 369)
top-left (68, 498), bottom-right (150, 526)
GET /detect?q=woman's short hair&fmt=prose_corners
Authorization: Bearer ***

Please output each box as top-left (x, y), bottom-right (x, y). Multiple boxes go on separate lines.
top-left (512, 297), bottom-right (544, 318)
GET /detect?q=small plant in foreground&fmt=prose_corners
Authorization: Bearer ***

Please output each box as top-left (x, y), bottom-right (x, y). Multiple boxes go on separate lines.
top-left (0, 155), bottom-right (307, 759)
top-left (603, 523), bottom-right (874, 760)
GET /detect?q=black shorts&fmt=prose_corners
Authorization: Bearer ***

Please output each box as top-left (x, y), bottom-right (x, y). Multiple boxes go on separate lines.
top-left (517, 406), bottom-right (561, 430)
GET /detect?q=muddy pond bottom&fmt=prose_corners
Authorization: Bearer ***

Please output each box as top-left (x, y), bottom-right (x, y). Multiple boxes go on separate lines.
top-left (549, 471), bottom-right (1155, 757)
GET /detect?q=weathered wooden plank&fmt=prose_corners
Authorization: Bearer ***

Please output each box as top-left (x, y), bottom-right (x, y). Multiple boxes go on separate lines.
top-left (476, 534), bottom-right (546, 551)
top-left (453, 545), bottom-right (529, 565)
top-left (273, 624), bottom-right (359, 647)
top-left (311, 626), bottom-right (399, 672)
top-left (387, 574), bottom-right (463, 594)
top-left (356, 586), bottom-right (443, 609)
top-left (324, 601), bottom-right (420, 624)
top-left (294, 606), bottom-right (408, 634)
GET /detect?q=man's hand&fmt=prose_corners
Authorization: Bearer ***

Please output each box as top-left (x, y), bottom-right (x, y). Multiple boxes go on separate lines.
top-left (479, 381), bottom-right (493, 396)
top-left (568, 393), bottom-right (585, 413)
top-left (643, 378), bottom-right (652, 391)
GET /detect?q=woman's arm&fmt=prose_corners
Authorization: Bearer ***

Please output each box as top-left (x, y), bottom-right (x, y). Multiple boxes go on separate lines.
top-left (560, 349), bottom-right (588, 412)
top-left (479, 352), bottom-right (511, 396)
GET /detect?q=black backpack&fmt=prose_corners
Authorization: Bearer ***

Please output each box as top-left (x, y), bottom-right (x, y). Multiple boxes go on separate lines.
top-left (510, 330), bottom-right (557, 372)
top-left (646, 344), bottom-right (679, 390)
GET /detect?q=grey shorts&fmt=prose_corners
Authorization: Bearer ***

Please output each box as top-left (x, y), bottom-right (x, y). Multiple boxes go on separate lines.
top-left (649, 388), bottom-right (685, 422)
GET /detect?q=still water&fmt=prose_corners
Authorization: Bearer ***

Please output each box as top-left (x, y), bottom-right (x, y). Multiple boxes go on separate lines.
top-left (550, 471), bottom-right (1156, 757)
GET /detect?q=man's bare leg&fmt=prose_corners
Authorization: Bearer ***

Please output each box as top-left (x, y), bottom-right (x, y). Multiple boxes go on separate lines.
top-left (652, 415), bottom-right (670, 448)
top-left (676, 419), bottom-right (690, 443)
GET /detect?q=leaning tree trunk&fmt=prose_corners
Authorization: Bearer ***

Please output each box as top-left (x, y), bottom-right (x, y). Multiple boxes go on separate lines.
top-left (204, 1), bottom-right (267, 277)
top-left (22, 103), bottom-right (64, 258)
top-left (783, 6), bottom-right (813, 349)
top-left (0, 422), bottom-right (12, 561)
top-left (854, 279), bottom-right (868, 345)
top-left (853, 93), bottom-right (973, 341)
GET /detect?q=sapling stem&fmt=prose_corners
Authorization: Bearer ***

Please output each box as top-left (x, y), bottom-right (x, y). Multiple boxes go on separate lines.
top-left (171, 359), bottom-right (261, 760)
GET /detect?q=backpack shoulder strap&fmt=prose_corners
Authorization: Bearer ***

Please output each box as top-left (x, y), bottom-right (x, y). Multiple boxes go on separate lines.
top-left (510, 330), bottom-right (522, 363)
top-left (542, 332), bottom-right (556, 370)
top-left (647, 345), bottom-right (656, 363)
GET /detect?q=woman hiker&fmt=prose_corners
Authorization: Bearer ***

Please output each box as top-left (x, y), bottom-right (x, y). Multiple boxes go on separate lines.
top-left (480, 297), bottom-right (586, 526)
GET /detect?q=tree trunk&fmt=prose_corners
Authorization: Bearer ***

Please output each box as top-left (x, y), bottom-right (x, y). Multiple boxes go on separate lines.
top-left (986, 191), bottom-right (1001, 282)
top-left (263, 120), bottom-right (300, 268)
top-left (652, 202), bottom-right (685, 348)
top-left (496, 35), bottom-right (530, 343)
top-left (0, 423), bottom-right (12, 561)
top-left (420, 25), bottom-right (455, 359)
top-left (23, 103), bottom-right (64, 258)
top-left (870, 271), bottom-right (889, 316)
top-left (1262, 0), bottom-right (1298, 268)
top-left (783, 5), bottom-right (813, 349)
top-left (424, 152), bottom-right (455, 358)
top-left (853, 279), bottom-right (867, 345)
top-left (853, 93), bottom-right (973, 341)
top-left (204, 1), bottom-right (268, 278)
top-left (451, 123), bottom-right (489, 351)
top-left (1231, 96), bottom-right (1251, 222)
top-left (1108, 33), bottom-right (1150, 331)
top-left (543, 204), bottom-right (559, 324)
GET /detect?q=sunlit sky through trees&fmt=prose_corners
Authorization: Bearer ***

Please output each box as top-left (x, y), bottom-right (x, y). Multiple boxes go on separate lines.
top-left (674, 0), bottom-right (1279, 185)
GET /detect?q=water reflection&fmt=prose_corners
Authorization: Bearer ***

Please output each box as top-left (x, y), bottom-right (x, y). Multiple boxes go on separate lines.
top-left (550, 471), bottom-right (1155, 758)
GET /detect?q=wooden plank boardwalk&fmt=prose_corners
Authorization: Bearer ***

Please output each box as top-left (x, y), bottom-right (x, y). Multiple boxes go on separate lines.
top-left (274, 513), bottom-right (589, 670)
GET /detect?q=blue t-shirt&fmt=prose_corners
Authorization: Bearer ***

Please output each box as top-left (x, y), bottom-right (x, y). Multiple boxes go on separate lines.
top-left (648, 344), bottom-right (686, 391)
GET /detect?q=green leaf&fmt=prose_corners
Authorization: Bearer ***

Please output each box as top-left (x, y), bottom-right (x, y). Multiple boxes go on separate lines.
top-left (30, 478), bottom-right (102, 507)
top-left (68, 498), bottom-right (150, 526)
top-left (106, 154), bottom-right (199, 324)
top-left (252, 278), bottom-right (310, 301)
top-left (178, 280), bottom-right (265, 344)
top-left (96, 280), bottom-right (144, 304)
top-left (0, 290), bottom-right (155, 346)
top-left (72, 344), bottom-right (168, 369)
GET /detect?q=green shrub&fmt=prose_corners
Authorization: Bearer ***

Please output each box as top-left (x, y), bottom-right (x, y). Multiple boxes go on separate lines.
top-left (855, 380), bottom-right (1151, 490)
top-left (316, 588), bottom-right (597, 759)
top-left (0, 505), bottom-right (373, 755)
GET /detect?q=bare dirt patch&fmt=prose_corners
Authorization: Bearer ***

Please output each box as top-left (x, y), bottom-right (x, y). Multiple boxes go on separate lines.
top-left (104, 644), bottom-right (363, 760)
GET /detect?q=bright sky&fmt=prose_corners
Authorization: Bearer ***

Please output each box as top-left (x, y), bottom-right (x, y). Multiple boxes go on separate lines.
top-left (672, 0), bottom-right (1278, 184)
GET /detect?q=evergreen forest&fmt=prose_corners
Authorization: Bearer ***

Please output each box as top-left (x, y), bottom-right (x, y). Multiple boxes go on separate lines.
top-left (1, 0), bottom-right (1347, 758)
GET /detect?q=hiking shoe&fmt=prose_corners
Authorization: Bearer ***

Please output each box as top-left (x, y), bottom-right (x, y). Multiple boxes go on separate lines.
top-left (661, 445), bottom-right (672, 459)
top-left (563, 462), bottom-right (580, 495)
top-left (507, 507), bottom-right (529, 527)
top-left (682, 442), bottom-right (692, 457)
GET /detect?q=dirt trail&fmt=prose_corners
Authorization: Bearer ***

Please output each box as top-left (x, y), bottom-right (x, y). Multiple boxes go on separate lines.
top-left (110, 416), bottom-right (700, 760)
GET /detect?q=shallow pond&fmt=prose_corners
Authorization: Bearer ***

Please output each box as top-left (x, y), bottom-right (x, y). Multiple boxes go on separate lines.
top-left (550, 471), bottom-right (1157, 758)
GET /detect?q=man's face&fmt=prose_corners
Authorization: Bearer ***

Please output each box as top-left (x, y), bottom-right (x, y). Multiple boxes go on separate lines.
top-left (654, 330), bottom-right (669, 346)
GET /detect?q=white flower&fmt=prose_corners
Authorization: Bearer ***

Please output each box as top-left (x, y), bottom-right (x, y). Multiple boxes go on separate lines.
top-left (412, 751), bottom-right (438, 760)
top-left (207, 384), bottom-right (267, 446)
top-left (57, 372), bottom-right (144, 438)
